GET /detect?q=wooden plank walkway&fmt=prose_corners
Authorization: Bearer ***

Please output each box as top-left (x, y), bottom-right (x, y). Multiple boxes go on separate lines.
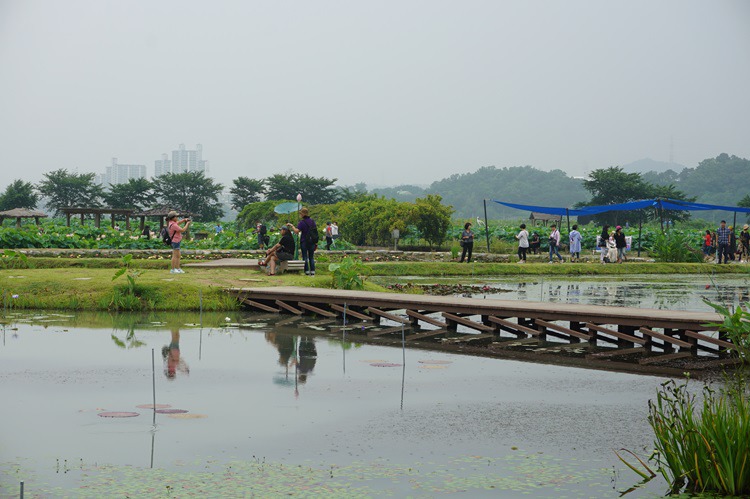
top-left (227, 286), bottom-right (731, 361)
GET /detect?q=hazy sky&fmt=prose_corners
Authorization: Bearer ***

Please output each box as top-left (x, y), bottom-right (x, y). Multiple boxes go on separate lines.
top-left (1, 0), bottom-right (749, 191)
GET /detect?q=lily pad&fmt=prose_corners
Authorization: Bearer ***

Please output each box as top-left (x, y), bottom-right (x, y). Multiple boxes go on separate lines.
top-left (167, 413), bottom-right (207, 419)
top-left (370, 362), bottom-right (403, 367)
top-left (155, 408), bottom-right (188, 414)
top-left (418, 360), bottom-right (452, 365)
top-left (98, 411), bottom-right (139, 418)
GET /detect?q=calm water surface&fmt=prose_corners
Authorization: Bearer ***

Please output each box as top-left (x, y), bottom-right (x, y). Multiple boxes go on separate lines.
top-left (0, 310), bottom-right (675, 497)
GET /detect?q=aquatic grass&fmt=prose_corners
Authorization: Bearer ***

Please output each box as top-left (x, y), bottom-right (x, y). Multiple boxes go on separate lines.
top-left (703, 299), bottom-right (750, 363)
top-left (648, 376), bottom-right (750, 495)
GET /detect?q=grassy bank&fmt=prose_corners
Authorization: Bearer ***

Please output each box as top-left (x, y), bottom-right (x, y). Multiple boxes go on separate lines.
top-left (1, 256), bottom-right (748, 311)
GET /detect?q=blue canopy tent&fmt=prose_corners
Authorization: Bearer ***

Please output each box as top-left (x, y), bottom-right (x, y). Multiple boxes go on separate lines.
top-left (480, 198), bottom-right (750, 255)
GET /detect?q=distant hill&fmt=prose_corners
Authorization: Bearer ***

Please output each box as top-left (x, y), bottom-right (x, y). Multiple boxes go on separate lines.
top-left (622, 158), bottom-right (686, 174)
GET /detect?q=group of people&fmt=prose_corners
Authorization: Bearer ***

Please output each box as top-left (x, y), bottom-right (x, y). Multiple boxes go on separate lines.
top-left (259, 207), bottom-right (319, 276)
top-left (596, 225), bottom-right (628, 264)
top-left (704, 221), bottom-right (750, 264)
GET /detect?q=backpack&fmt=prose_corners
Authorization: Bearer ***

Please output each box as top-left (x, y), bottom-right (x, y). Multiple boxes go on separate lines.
top-left (159, 225), bottom-right (173, 246)
top-left (306, 219), bottom-right (319, 244)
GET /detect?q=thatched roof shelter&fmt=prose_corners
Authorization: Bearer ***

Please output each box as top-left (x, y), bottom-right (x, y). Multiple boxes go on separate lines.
top-left (0, 208), bottom-right (48, 228)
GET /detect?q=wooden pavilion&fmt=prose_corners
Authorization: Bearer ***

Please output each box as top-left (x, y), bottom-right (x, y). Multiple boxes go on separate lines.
top-left (529, 212), bottom-right (563, 227)
top-left (60, 207), bottom-right (135, 230)
top-left (132, 206), bottom-right (193, 232)
top-left (0, 208), bottom-right (48, 228)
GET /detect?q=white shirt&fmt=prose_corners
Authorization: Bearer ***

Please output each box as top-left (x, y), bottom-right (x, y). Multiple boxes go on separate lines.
top-left (516, 229), bottom-right (529, 248)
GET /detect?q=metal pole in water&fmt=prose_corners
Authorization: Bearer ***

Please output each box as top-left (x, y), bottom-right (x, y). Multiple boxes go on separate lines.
top-left (151, 348), bottom-right (156, 426)
top-left (540, 278), bottom-right (544, 301)
top-left (400, 324), bottom-right (406, 410)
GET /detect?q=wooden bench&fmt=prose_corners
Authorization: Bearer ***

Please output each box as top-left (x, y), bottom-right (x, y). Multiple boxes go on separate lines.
top-left (265, 260), bottom-right (305, 274)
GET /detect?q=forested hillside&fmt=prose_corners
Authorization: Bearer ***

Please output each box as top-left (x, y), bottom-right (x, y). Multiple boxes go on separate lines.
top-left (368, 154), bottom-right (749, 221)
top-left (425, 166), bottom-right (587, 219)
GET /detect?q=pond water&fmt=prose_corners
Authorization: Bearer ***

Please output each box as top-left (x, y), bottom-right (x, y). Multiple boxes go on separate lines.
top-left (0, 310), bottom-right (674, 497)
top-left (374, 274), bottom-right (750, 312)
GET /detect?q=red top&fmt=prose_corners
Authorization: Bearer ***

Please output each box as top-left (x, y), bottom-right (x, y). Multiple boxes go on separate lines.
top-left (704, 233), bottom-right (712, 246)
top-left (169, 221), bottom-right (183, 243)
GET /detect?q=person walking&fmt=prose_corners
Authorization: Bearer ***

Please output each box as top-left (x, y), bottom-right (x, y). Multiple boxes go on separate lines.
top-left (325, 222), bottom-right (333, 251)
top-left (166, 211), bottom-right (191, 274)
top-left (716, 220), bottom-right (731, 264)
top-left (516, 223), bottom-right (529, 263)
top-left (290, 207), bottom-right (317, 275)
top-left (459, 222), bottom-right (474, 263)
top-left (568, 224), bottom-right (582, 262)
top-left (548, 224), bottom-right (563, 263)
top-left (614, 225), bottom-right (627, 263)
top-left (598, 225), bottom-right (610, 264)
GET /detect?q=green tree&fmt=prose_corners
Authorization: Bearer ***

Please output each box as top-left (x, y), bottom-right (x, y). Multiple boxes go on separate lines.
top-left (265, 173), bottom-right (339, 204)
top-left (230, 177), bottom-right (265, 211)
top-left (413, 194), bottom-right (453, 248)
top-left (0, 179), bottom-right (39, 211)
top-left (153, 172), bottom-right (224, 222)
top-left (102, 178), bottom-right (156, 211)
top-left (578, 167), bottom-right (653, 225)
top-left (37, 169), bottom-right (104, 216)
top-left (738, 194), bottom-right (750, 223)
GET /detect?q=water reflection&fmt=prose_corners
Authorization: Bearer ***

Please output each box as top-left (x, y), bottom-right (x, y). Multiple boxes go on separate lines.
top-left (162, 329), bottom-right (189, 379)
top-left (376, 275), bottom-right (750, 311)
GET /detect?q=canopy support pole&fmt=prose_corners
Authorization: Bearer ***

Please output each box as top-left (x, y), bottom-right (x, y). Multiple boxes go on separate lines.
top-left (483, 199), bottom-right (490, 253)
top-left (565, 209), bottom-right (570, 234)
top-left (638, 219), bottom-right (642, 257)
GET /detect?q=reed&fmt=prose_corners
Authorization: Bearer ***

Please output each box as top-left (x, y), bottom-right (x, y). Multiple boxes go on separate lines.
top-left (648, 375), bottom-right (750, 495)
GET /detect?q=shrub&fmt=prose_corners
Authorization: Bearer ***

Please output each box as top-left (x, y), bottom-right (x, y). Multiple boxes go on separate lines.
top-left (328, 256), bottom-right (368, 290)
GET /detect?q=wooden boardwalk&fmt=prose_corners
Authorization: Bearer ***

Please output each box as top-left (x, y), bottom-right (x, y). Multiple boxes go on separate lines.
top-left (227, 286), bottom-right (735, 364)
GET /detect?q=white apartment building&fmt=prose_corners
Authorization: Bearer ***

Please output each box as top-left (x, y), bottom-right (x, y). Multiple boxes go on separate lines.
top-left (95, 158), bottom-right (147, 186)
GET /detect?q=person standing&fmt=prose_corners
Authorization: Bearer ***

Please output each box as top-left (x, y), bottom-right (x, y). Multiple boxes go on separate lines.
top-left (598, 225), bottom-right (610, 264)
top-left (548, 224), bottom-right (563, 263)
top-left (291, 207), bottom-right (317, 275)
top-left (167, 210), bottom-right (191, 274)
top-left (459, 222), bottom-right (474, 263)
top-left (568, 224), bottom-right (582, 262)
top-left (614, 225), bottom-right (627, 263)
top-left (702, 229), bottom-right (713, 259)
top-left (331, 221), bottom-right (339, 248)
top-left (325, 222), bottom-right (333, 250)
top-left (716, 220), bottom-right (730, 264)
top-left (516, 223), bottom-right (529, 263)
top-left (739, 224), bottom-right (750, 263)
top-left (729, 226), bottom-right (737, 261)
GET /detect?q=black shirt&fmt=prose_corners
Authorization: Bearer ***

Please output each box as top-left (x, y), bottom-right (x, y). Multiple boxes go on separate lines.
top-left (279, 233), bottom-right (295, 255)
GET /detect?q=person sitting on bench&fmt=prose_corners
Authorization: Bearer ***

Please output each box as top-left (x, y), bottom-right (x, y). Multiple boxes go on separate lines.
top-left (259, 225), bottom-right (295, 275)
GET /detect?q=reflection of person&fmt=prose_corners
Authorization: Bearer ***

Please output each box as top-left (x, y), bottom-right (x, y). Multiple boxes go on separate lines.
top-left (459, 222), bottom-right (474, 263)
top-left (167, 210), bottom-right (191, 274)
top-left (297, 336), bottom-right (317, 384)
top-left (260, 225), bottom-right (295, 275)
top-left (161, 329), bottom-right (189, 379)
top-left (516, 223), bottom-right (529, 263)
top-left (568, 224), bottom-right (582, 262)
top-left (290, 207), bottom-right (317, 276)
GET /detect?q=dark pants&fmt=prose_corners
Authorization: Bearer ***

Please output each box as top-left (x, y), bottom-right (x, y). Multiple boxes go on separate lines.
top-left (325, 236), bottom-right (332, 251)
top-left (718, 242), bottom-right (730, 263)
top-left (518, 246), bottom-right (527, 261)
top-left (460, 242), bottom-right (473, 262)
top-left (549, 244), bottom-right (563, 261)
top-left (301, 240), bottom-right (316, 272)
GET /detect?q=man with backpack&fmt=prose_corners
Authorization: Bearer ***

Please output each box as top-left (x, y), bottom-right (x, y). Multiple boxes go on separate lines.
top-left (289, 207), bottom-right (318, 276)
top-left (254, 221), bottom-right (268, 250)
